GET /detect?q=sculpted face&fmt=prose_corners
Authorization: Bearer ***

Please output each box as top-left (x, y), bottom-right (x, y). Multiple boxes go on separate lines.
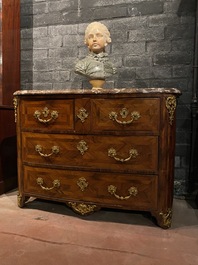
top-left (86, 28), bottom-right (107, 53)
top-left (84, 22), bottom-right (111, 54)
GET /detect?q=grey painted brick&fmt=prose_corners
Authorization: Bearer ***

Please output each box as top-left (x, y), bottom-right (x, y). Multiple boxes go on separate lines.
top-left (33, 59), bottom-right (50, 71)
top-left (21, 50), bottom-right (33, 61)
top-left (62, 58), bottom-right (79, 73)
top-left (128, 1), bottom-right (163, 16)
top-left (52, 82), bottom-right (82, 90)
top-left (146, 40), bottom-right (171, 53)
top-left (21, 4), bottom-right (33, 15)
top-left (152, 66), bottom-right (172, 78)
top-left (181, 155), bottom-right (191, 167)
top-left (62, 11), bottom-right (82, 24)
top-left (21, 71), bottom-right (33, 83)
top-left (181, 15), bottom-right (195, 24)
top-left (112, 42), bottom-right (146, 56)
top-left (109, 55), bottom-right (123, 68)
top-left (110, 17), bottom-right (148, 31)
top-left (33, 49), bottom-right (48, 60)
top-left (33, 36), bottom-right (63, 49)
top-left (49, 47), bottom-right (78, 58)
top-left (116, 79), bottom-right (150, 89)
top-left (21, 61), bottom-right (33, 72)
top-left (33, 27), bottom-right (48, 38)
top-left (175, 144), bottom-right (191, 158)
top-left (33, 71), bottom-right (52, 82)
top-left (21, 83), bottom-right (32, 90)
top-left (136, 66), bottom-right (172, 79)
top-left (176, 105), bottom-right (192, 119)
top-left (176, 131), bottom-right (191, 145)
top-left (33, 13), bottom-right (64, 27)
top-left (176, 120), bottom-right (191, 135)
top-left (154, 52), bottom-right (192, 66)
top-left (20, 16), bottom-right (33, 29)
top-left (21, 0), bottom-right (33, 3)
top-left (80, 0), bottom-right (165, 8)
top-left (171, 39), bottom-right (194, 52)
top-left (175, 156), bottom-right (181, 168)
top-left (148, 14), bottom-right (180, 27)
top-left (124, 55), bottom-right (152, 67)
top-left (165, 24), bottom-right (195, 40)
top-left (178, 92), bottom-right (193, 105)
top-left (79, 6), bottom-right (128, 22)
top-left (110, 30), bottom-right (128, 43)
top-left (78, 46), bottom-right (91, 58)
top-left (80, 0), bottom-right (125, 8)
top-left (31, 83), bottom-right (53, 90)
top-left (173, 65), bottom-right (192, 78)
top-left (136, 67), bottom-right (154, 79)
top-left (48, 0), bottom-right (76, 12)
top-left (150, 78), bottom-right (188, 91)
top-left (21, 38), bottom-right (33, 50)
top-left (48, 25), bottom-right (78, 36)
top-left (118, 68), bottom-right (136, 80)
top-left (52, 71), bottom-right (70, 82)
top-left (63, 35), bottom-right (81, 46)
top-left (21, 29), bottom-right (33, 39)
top-left (33, 2), bottom-right (48, 14)
top-left (164, 1), bottom-right (196, 15)
top-left (47, 59), bottom-right (63, 71)
top-left (129, 27), bottom-right (164, 42)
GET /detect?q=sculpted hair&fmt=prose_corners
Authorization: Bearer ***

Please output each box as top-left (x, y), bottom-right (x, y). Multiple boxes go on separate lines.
top-left (84, 22), bottom-right (112, 45)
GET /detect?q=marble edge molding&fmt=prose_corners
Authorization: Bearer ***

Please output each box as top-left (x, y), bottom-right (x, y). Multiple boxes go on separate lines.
top-left (13, 87), bottom-right (182, 96)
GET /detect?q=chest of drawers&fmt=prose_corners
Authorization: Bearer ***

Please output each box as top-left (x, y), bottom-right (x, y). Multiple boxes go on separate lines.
top-left (14, 88), bottom-right (181, 228)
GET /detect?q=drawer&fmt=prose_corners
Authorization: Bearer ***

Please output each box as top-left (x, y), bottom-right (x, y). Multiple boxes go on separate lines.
top-left (22, 132), bottom-right (158, 173)
top-left (20, 99), bottom-right (74, 132)
top-left (23, 166), bottom-right (158, 210)
top-left (75, 98), bottom-right (160, 133)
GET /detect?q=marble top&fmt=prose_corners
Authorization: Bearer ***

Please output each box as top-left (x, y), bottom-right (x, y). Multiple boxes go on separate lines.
top-left (13, 87), bottom-right (181, 96)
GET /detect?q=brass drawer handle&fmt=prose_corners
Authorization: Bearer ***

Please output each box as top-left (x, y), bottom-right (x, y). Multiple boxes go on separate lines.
top-left (34, 107), bottom-right (58, 124)
top-left (109, 108), bottom-right (140, 125)
top-left (108, 185), bottom-right (138, 200)
top-left (108, 147), bottom-right (138, 162)
top-left (36, 177), bottom-right (61, 190)
top-left (35, 145), bottom-right (60, 157)
top-left (77, 108), bottom-right (89, 123)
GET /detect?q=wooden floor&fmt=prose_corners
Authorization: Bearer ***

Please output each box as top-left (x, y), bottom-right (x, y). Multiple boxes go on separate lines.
top-left (0, 190), bottom-right (198, 265)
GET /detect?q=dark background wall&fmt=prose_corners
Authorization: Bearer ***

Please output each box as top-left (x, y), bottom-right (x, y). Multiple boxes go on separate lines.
top-left (20, 0), bottom-right (197, 197)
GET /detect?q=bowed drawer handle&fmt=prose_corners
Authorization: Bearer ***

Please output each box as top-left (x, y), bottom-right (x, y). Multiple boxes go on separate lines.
top-left (108, 185), bottom-right (138, 200)
top-left (34, 107), bottom-right (58, 124)
top-left (36, 177), bottom-right (60, 191)
top-left (35, 145), bottom-right (60, 157)
top-left (109, 108), bottom-right (140, 125)
top-left (108, 147), bottom-right (138, 162)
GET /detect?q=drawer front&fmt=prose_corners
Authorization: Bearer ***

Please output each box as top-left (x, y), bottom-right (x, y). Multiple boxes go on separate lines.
top-left (23, 166), bottom-right (158, 210)
top-left (20, 99), bottom-right (74, 131)
top-left (22, 132), bottom-right (158, 173)
top-left (90, 98), bottom-right (160, 132)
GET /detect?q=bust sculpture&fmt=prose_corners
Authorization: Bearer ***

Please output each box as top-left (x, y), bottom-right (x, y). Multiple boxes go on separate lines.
top-left (75, 22), bottom-right (117, 88)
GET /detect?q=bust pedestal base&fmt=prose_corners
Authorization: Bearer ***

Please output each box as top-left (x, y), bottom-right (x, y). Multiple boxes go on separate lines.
top-left (89, 79), bottom-right (105, 90)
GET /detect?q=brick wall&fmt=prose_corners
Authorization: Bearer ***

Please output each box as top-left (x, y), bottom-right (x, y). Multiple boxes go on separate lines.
top-left (20, 0), bottom-right (196, 196)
